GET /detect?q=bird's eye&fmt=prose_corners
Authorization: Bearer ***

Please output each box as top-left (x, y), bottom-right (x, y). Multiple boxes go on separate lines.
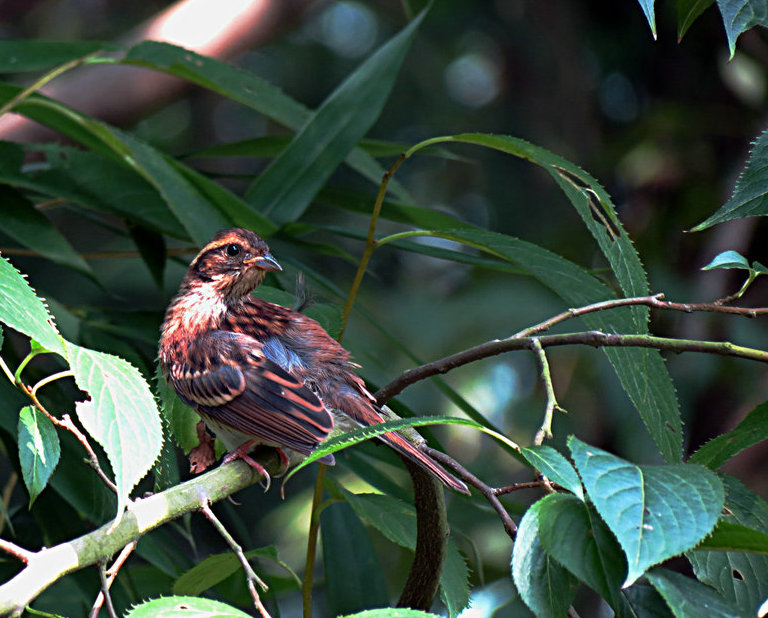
top-left (225, 244), bottom-right (241, 257)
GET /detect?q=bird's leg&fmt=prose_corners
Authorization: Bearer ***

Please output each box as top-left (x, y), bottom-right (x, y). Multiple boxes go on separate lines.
top-left (222, 440), bottom-right (271, 491)
top-left (189, 421), bottom-right (217, 474)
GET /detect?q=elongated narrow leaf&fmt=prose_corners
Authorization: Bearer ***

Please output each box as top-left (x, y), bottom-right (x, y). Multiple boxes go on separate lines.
top-left (569, 437), bottom-right (724, 587)
top-left (245, 10), bottom-right (426, 224)
top-left (18, 405), bottom-right (60, 506)
top-left (511, 496), bottom-right (579, 617)
top-left (123, 40), bottom-right (409, 201)
top-left (283, 415), bottom-right (520, 485)
top-left (521, 445), bottom-right (584, 499)
top-left (636, 0), bottom-right (658, 37)
top-left (0, 40), bottom-right (115, 72)
top-left (696, 520), bottom-right (768, 553)
top-left (0, 184), bottom-right (93, 278)
top-left (341, 489), bottom-right (470, 615)
top-left (715, 0), bottom-right (768, 57)
top-left (679, 0), bottom-right (715, 39)
top-left (65, 342), bottom-right (162, 518)
top-left (689, 402), bottom-right (768, 469)
top-left (322, 501), bottom-right (389, 616)
top-left (0, 254), bottom-right (64, 355)
top-left (694, 128), bottom-right (768, 230)
top-left (689, 476), bottom-right (768, 615)
top-left (647, 568), bottom-right (738, 617)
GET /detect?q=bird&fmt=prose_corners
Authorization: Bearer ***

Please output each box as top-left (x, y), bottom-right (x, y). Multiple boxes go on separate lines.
top-left (158, 227), bottom-right (469, 494)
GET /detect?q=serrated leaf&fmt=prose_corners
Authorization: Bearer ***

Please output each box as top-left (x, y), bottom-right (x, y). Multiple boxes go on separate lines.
top-left (0, 254), bottom-right (64, 355)
top-left (244, 10), bottom-right (426, 224)
top-left (511, 496), bottom-right (579, 617)
top-left (124, 595), bottom-right (251, 617)
top-left (0, 40), bottom-right (114, 72)
top-left (715, 0), bottom-right (768, 58)
top-left (689, 401), bottom-right (768, 469)
top-left (155, 364), bottom-right (199, 454)
top-left (694, 128), bottom-right (768, 230)
top-left (689, 476), bottom-right (768, 615)
top-left (173, 547), bottom-right (298, 595)
top-left (637, 0), bottom-right (658, 37)
top-left (17, 404), bottom-right (60, 506)
top-left (521, 445), bottom-right (584, 499)
top-left (340, 611), bottom-right (443, 618)
top-left (65, 342), bottom-right (162, 518)
top-left (696, 520), bottom-right (768, 553)
top-left (702, 250), bottom-right (751, 271)
top-left (0, 184), bottom-right (94, 278)
top-left (283, 415), bottom-right (520, 485)
top-left (647, 568), bottom-right (739, 617)
top-left (569, 436), bottom-right (724, 587)
top-left (678, 0), bottom-right (715, 39)
top-left (440, 541), bottom-right (471, 618)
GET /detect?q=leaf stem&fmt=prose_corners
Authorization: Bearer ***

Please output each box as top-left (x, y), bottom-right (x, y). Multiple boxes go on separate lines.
top-left (31, 370), bottom-right (74, 398)
top-left (0, 357), bottom-right (15, 385)
top-left (13, 349), bottom-right (44, 385)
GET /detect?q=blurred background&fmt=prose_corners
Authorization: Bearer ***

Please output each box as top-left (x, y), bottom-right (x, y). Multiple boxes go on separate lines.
top-left (1, 0), bottom-right (767, 615)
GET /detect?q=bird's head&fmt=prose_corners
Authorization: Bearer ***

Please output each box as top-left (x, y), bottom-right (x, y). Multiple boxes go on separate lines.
top-left (184, 228), bottom-right (282, 299)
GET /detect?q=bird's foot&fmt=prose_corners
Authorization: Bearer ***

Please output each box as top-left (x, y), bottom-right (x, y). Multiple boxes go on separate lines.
top-left (222, 440), bottom-right (271, 491)
top-left (189, 422), bottom-right (217, 474)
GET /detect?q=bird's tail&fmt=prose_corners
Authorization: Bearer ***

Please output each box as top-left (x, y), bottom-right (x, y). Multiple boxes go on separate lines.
top-left (379, 430), bottom-right (470, 495)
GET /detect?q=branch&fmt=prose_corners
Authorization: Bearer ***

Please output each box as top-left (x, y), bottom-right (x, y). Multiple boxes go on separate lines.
top-left (375, 330), bottom-right (768, 404)
top-left (529, 339), bottom-right (565, 445)
top-left (0, 457), bottom-right (276, 617)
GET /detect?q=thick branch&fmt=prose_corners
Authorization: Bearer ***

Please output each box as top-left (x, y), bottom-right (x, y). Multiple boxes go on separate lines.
top-left (375, 330), bottom-right (768, 404)
top-left (0, 458), bottom-right (274, 617)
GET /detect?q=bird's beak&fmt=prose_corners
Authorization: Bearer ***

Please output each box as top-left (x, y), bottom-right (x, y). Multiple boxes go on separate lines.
top-left (243, 252), bottom-right (282, 271)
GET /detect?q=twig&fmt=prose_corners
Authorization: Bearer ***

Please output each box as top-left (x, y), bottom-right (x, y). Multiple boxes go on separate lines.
top-left (89, 541), bottom-right (136, 618)
top-left (529, 339), bottom-right (565, 445)
top-left (375, 330), bottom-right (768, 404)
top-left (302, 464), bottom-right (326, 618)
top-left (423, 447), bottom-right (517, 540)
top-left (201, 500), bottom-right (271, 618)
top-left (0, 473), bottom-right (17, 537)
top-left (0, 459), bottom-right (271, 617)
top-left (493, 480), bottom-right (564, 495)
top-left (0, 539), bottom-right (33, 564)
top-left (93, 563), bottom-right (118, 618)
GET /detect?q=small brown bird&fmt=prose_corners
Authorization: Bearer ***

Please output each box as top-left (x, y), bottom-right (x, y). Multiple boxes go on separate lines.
top-left (159, 228), bottom-right (469, 494)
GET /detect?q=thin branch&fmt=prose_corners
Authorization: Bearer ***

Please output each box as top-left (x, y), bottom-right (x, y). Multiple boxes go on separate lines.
top-left (201, 500), bottom-right (271, 618)
top-left (493, 480), bottom-right (564, 495)
top-left (529, 339), bottom-right (565, 445)
top-left (302, 464), bottom-right (326, 618)
top-left (423, 447), bottom-right (517, 540)
top-left (0, 473), bottom-right (17, 537)
top-left (89, 541), bottom-right (136, 618)
top-left (0, 539), bottom-right (33, 564)
top-left (0, 459), bottom-right (272, 617)
top-left (94, 563), bottom-right (118, 618)
top-left (375, 330), bottom-right (768, 404)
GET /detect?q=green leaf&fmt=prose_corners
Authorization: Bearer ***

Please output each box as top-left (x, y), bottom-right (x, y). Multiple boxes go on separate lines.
top-left (155, 365), bottom-right (199, 454)
top-left (696, 520), bottom-right (768, 553)
top-left (122, 40), bottom-right (410, 201)
top-left (65, 342), bottom-right (162, 518)
top-left (341, 607), bottom-right (440, 618)
top-left (694, 128), bottom-right (768, 230)
top-left (715, 0), bottom-right (768, 58)
top-left (689, 401), bottom-right (768, 469)
top-left (173, 547), bottom-right (298, 595)
top-left (0, 40), bottom-right (115, 72)
top-left (646, 568), bottom-right (739, 617)
top-left (521, 445), bottom-right (584, 500)
top-left (0, 254), bottom-right (64, 355)
top-left (702, 250), bottom-right (751, 271)
top-left (18, 404), bottom-right (60, 506)
top-left (0, 184), bottom-right (94, 278)
top-left (511, 496), bottom-right (579, 617)
top-left (244, 10), bottom-right (426, 224)
top-left (569, 436), bottom-right (724, 587)
top-left (124, 595), bottom-right (251, 617)
top-left (689, 476), bottom-right (768, 615)
top-left (637, 0), bottom-right (658, 37)
top-left (128, 223), bottom-right (166, 287)
top-left (322, 501), bottom-right (389, 616)
top-left (341, 490), bottom-right (470, 616)
top-left (678, 0), bottom-right (715, 39)
top-left (283, 415), bottom-right (520, 485)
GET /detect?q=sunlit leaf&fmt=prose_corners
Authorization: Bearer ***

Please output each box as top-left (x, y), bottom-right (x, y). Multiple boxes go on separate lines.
top-left (702, 250), bottom-right (750, 271)
top-left (18, 405), bottom-right (60, 506)
top-left (124, 595), bottom-right (251, 617)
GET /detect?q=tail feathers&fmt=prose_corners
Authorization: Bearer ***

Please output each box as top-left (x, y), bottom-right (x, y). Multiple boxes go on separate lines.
top-left (381, 431), bottom-right (470, 495)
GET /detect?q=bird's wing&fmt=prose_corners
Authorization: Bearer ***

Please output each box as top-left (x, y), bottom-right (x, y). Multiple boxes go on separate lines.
top-left (169, 330), bottom-right (333, 456)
